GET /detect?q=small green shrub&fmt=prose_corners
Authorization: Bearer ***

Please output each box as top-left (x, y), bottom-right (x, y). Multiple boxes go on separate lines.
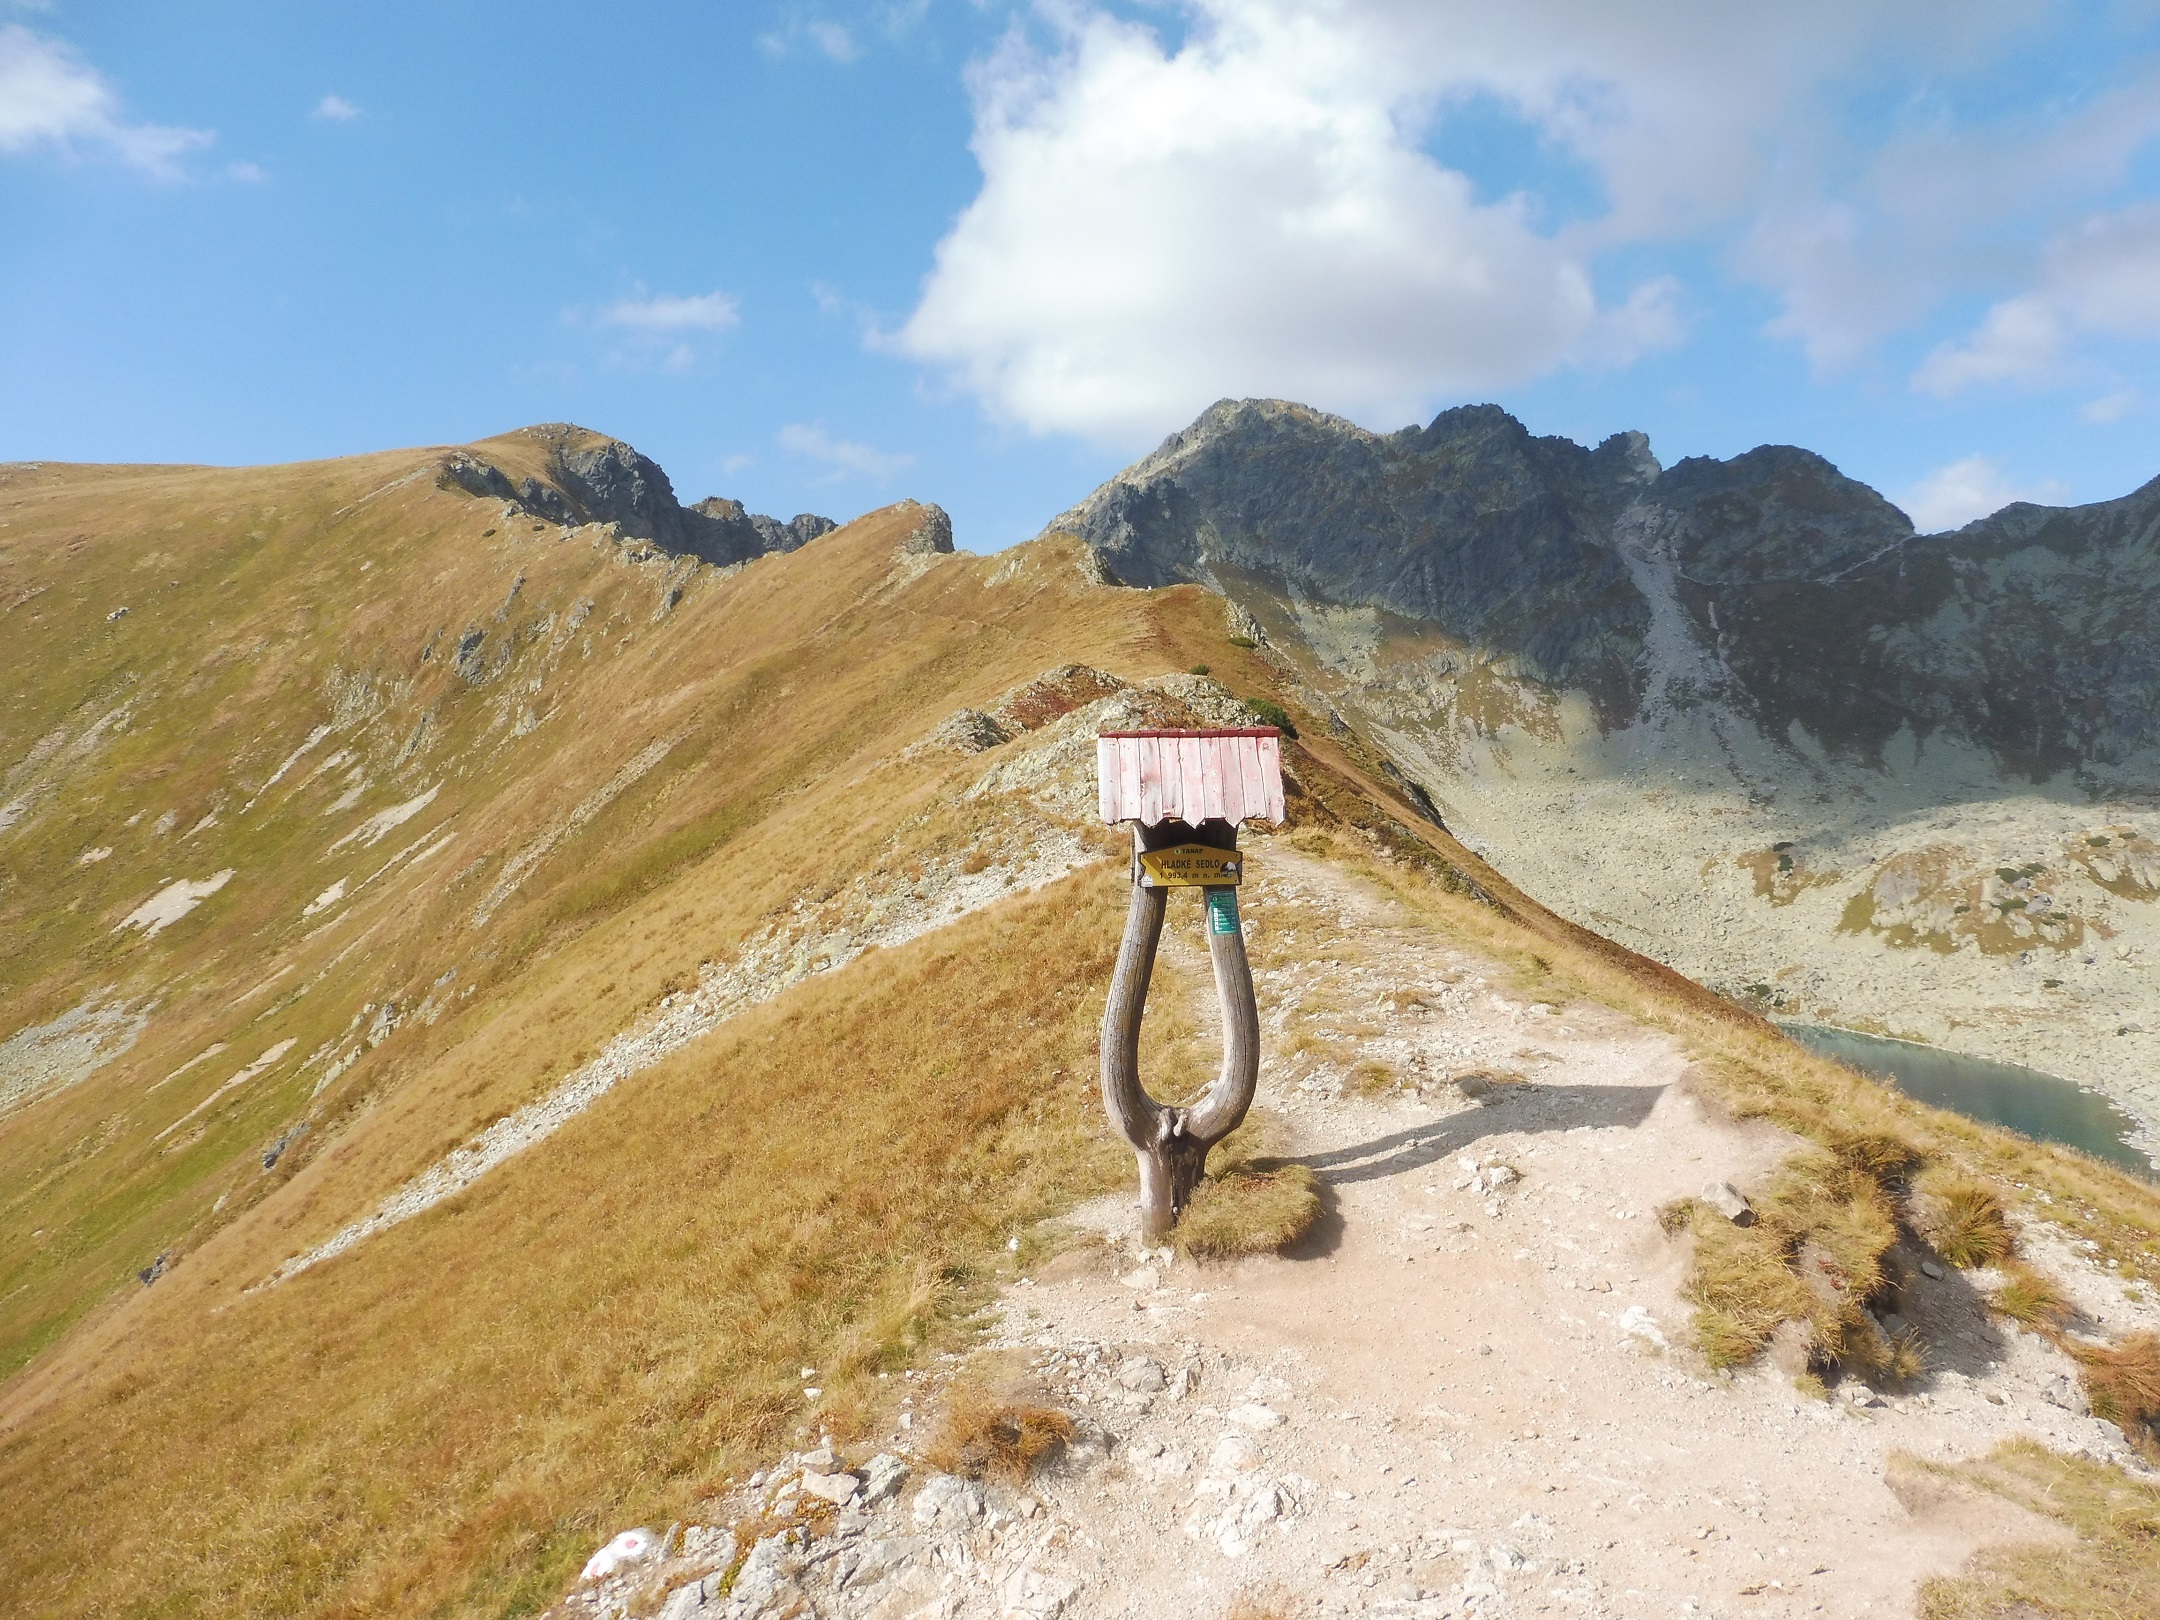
top-left (1226, 635), bottom-right (1258, 649)
top-left (1247, 697), bottom-right (1298, 738)
top-left (1188, 663), bottom-right (1211, 676)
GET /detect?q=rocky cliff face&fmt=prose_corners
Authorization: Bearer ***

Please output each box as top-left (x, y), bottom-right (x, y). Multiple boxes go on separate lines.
top-left (1045, 398), bottom-right (2160, 1127)
top-left (1048, 399), bottom-right (2160, 782)
top-left (443, 425), bottom-right (836, 569)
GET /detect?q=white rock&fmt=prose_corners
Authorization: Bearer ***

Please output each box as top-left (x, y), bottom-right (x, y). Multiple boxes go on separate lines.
top-left (580, 1527), bottom-right (660, 1582)
top-left (1227, 1402), bottom-right (1285, 1430)
top-left (800, 1469), bottom-right (860, 1505)
top-left (1701, 1181), bottom-right (1755, 1226)
top-left (913, 1472), bottom-right (986, 1529)
top-left (1118, 1356), bottom-right (1167, 1392)
top-left (2040, 1370), bottom-right (2091, 1415)
top-left (730, 1533), bottom-right (796, 1611)
top-left (859, 1452), bottom-right (911, 1503)
top-left (656, 1576), bottom-right (715, 1619)
top-left (1483, 1165), bottom-right (1518, 1191)
top-left (1210, 1433), bottom-right (1261, 1473)
top-left (1118, 1264), bottom-right (1162, 1291)
top-left (1618, 1305), bottom-right (1668, 1351)
top-left (1002, 1569), bottom-right (1081, 1618)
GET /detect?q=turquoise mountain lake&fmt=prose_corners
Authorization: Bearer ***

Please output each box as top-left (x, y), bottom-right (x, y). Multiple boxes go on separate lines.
top-left (1783, 1024), bottom-right (2152, 1177)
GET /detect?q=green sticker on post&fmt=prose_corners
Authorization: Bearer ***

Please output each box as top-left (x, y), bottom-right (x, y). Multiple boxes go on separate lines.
top-left (1206, 888), bottom-right (1240, 936)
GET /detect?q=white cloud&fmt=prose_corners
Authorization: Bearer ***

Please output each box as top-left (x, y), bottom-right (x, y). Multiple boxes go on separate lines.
top-left (807, 22), bottom-right (858, 62)
top-left (2083, 388), bottom-right (2141, 424)
top-left (227, 159), bottom-right (265, 183)
top-left (0, 23), bottom-right (211, 176)
top-left (313, 93), bottom-right (359, 121)
top-left (895, 1), bottom-right (2160, 443)
top-left (1899, 454), bottom-right (2072, 532)
top-left (596, 290), bottom-right (741, 333)
top-left (777, 421), bottom-right (914, 481)
top-left (1914, 203), bottom-right (2160, 397)
top-left (897, 3), bottom-right (1701, 442)
top-left (760, 3), bottom-right (927, 62)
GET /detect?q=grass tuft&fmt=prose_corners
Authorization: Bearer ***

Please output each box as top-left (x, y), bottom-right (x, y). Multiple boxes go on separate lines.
top-left (1174, 1162), bottom-right (1324, 1259)
top-left (923, 1382), bottom-right (1074, 1486)
top-left (1990, 1262), bottom-right (2073, 1332)
top-left (1916, 1170), bottom-right (2016, 1269)
top-left (2070, 1334), bottom-right (2160, 1459)
top-left (1675, 1143), bottom-right (1902, 1373)
top-left (1913, 1440), bottom-right (2160, 1618)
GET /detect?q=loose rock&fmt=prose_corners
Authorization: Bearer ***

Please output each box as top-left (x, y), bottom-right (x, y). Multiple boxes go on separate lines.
top-left (1702, 1180), bottom-right (1755, 1226)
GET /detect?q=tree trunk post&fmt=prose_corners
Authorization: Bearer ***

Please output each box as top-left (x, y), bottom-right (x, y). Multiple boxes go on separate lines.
top-left (1099, 819), bottom-right (1262, 1242)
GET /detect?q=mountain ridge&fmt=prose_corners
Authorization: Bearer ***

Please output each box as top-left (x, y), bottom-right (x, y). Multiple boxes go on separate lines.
top-left (1047, 396), bottom-right (2160, 778)
top-left (440, 421), bottom-right (840, 569)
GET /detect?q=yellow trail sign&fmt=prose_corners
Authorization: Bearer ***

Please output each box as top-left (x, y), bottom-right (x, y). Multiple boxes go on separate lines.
top-left (1137, 843), bottom-right (1242, 888)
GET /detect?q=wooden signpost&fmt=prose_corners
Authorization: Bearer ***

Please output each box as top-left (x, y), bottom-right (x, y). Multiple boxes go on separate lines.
top-left (1095, 728), bottom-right (1286, 1241)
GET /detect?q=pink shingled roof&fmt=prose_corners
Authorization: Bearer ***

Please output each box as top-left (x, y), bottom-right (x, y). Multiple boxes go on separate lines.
top-left (1095, 728), bottom-right (1286, 826)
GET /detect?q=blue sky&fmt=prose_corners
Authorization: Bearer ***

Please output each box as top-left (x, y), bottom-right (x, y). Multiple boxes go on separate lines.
top-left (5, 2), bottom-right (2160, 549)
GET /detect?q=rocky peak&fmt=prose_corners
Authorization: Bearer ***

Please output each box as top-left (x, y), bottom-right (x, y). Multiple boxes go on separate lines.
top-left (1045, 397), bottom-right (2160, 777)
top-left (439, 426), bottom-right (836, 570)
top-left (894, 500), bottom-right (954, 556)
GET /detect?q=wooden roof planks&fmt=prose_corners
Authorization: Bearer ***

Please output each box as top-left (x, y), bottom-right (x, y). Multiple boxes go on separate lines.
top-left (1096, 728), bottom-right (1286, 826)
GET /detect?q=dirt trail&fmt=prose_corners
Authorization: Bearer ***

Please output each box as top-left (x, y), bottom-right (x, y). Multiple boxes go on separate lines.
top-left (558, 846), bottom-right (2148, 1620)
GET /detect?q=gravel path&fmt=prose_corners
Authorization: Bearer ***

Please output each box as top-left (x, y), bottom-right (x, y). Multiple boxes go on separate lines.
top-left (553, 847), bottom-right (2153, 1620)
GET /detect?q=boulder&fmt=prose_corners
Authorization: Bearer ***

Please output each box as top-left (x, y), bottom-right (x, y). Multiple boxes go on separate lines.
top-left (799, 1469), bottom-right (860, 1505)
top-left (1702, 1181), bottom-right (1755, 1226)
top-left (1117, 1356), bottom-right (1167, 1393)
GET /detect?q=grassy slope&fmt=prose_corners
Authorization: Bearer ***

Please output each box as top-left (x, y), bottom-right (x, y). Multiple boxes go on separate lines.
top-left (0, 440), bottom-right (2156, 1616)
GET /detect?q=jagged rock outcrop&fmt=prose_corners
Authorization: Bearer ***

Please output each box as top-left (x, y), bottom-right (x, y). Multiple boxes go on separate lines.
top-left (440, 426), bottom-right (837, 571)
top-left (895, 500), bottom-right (954, 556)
top-left (1046, 398), bottom-right (2160, 778)
top-left (689, 499), bottom-right (836, 561)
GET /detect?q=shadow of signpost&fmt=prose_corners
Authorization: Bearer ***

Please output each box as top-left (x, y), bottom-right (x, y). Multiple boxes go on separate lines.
top-left (1300, 1083), bottom-right (1668, 1189)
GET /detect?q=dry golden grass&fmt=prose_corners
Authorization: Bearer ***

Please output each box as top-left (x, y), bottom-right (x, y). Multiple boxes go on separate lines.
top-left (0, 881), bottom-right (1127, 1617)
top-left (1915, 1170), bottom-right (2017, 1269)
top-left (1167, 1110), bottom-right (1326, 1260)
top-left (1345, 1057), bottom-right (1397, 1097)
top-left (1175, 1162), bottom-right (1325, 1260)
top-left (2070, 1334), bottom-right (2160, 1459)
top-left (1667, 1136), bottom-right (1908, 1375)
top-left (924, 1380), bottom-right (1075, 1486)
top-left (1990, 1262), bottom-right (2074, 1332)
top-left (1912, 1440), bottom-right (2160, 1619)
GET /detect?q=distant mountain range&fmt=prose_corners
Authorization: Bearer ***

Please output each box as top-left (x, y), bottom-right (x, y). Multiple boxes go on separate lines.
top-left (1051, 398), bottom-right (2160, 783)
top-left (1045, 399), bottom-right (2160, 1128)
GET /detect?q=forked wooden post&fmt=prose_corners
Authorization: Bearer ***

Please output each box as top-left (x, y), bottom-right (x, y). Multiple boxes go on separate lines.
top-left (1095, 728), bottom-right (1286, 1242)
